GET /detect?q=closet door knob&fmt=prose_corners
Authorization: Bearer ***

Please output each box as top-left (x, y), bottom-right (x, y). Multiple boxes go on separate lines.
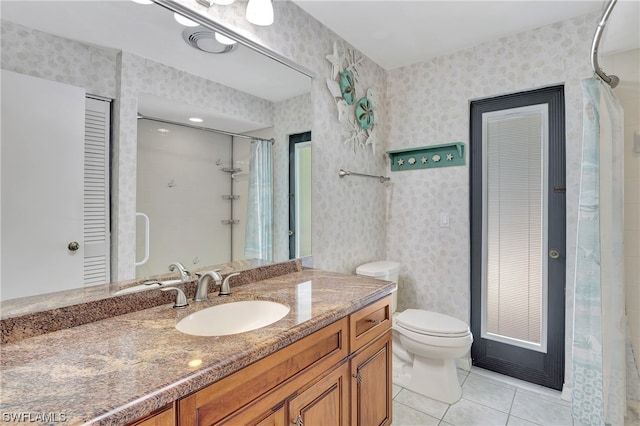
top-left (68, 241), bottom-right (80, 251)
top-left (549, 249), bottom-right (560, 259)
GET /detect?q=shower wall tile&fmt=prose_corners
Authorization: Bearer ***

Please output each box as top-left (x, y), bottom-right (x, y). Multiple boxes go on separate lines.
top-left (385, 12), bottom-right (600, 390)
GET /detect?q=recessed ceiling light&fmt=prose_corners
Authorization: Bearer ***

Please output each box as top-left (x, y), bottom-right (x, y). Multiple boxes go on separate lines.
top-left (131, 0), bottom-right (154, 4)
top-left (174, 13), bottom-right (199, 27)
top-left (189, 117), bottom-right (204, 123)
top-left (214, 32), bottom-right (237, 45)
top-left (157, 128), bottom-right (170, 133)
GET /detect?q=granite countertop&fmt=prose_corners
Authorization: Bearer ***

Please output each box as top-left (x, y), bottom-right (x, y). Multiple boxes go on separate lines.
top-left (0, 268), bottom-right (394, 425)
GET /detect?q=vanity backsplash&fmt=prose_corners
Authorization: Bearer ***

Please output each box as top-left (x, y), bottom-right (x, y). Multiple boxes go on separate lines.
top-left (0, 259), bottom-right (302, 344)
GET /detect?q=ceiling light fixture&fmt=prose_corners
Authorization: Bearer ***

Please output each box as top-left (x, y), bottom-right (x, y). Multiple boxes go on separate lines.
top-left (131, 0), bottom-right (154, 4)
top-left (174, 12), bottom-right (199, 27)
top-left (213, 0), bottom-right (236, 5)
top-left (214, 32), bottom-right (237, 45)
top-left (189, 117), bottom-right (204, 123)
top-left (246, 0), bottom-right (274, 26)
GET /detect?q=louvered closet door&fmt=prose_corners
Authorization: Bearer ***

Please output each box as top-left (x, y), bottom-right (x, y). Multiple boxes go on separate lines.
top-left (83, 97), bottom-right (111, 285)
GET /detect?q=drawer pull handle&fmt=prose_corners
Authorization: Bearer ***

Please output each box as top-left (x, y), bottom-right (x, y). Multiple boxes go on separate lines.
top-left (368, 319), bottom-right (382, 325)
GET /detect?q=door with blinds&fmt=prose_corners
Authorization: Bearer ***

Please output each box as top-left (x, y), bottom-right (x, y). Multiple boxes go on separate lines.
top-left (470, 86), bottom-right (566, 390)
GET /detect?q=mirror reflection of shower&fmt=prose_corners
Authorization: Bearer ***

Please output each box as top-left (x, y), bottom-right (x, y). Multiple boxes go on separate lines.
top-left (135, 117), bottom-right (270, 278)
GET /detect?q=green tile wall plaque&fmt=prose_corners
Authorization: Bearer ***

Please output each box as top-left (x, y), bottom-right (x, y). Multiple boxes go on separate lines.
top-left (387, 142), bottom-right (465, 171)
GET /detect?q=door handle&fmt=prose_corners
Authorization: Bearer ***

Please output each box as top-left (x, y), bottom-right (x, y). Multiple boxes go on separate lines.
top-left (549, 249), bottom-right (560, 259)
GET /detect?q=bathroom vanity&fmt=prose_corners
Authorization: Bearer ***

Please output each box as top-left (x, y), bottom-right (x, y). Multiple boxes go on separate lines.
top-left (0, 262), bottom-right (393, 425)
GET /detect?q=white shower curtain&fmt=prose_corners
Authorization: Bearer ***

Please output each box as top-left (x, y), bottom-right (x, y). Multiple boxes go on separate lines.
top-left (571, 76), bottom-right (638, 425)
top-left (244, 138), bottom-right (273, 261)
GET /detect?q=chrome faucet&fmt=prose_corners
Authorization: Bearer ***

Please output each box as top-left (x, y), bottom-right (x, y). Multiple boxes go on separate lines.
top-left (160, 287), bottom-right (189, 308)
top-left (219, 272), bottom-right (240, 296)
top-left (195, 270), bottom-right (222, 302)
top-left (168, 262), bottom-right (192, 282)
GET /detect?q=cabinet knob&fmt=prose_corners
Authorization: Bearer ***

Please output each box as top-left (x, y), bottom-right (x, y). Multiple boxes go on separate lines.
top-left (68, 241), bottom-right (80, 251)
top-left (353, 371), bottom-right (363, 385)
top-left (292, 415), bottom-right (303, 426)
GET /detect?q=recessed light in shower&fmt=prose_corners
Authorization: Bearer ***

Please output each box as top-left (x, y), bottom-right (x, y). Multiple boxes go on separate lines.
top-left (189, 117), bottom-right (203, 123)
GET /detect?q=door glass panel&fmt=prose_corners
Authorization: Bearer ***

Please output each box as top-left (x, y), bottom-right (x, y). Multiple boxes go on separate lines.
top-left (481, 105), bottom-right (549, 353)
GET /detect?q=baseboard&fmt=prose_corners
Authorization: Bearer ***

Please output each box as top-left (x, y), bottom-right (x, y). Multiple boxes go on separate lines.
top-left (561, 384), bottom-right (572, 402)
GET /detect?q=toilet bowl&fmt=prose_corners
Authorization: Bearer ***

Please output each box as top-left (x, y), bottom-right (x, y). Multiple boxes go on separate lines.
top-left (393, 309), bottom-right (473, 403)
top-left (356, 261), bottom-right (473, 404)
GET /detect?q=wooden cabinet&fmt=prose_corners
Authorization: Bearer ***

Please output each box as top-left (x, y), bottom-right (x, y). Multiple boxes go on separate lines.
top-left (129, 404), bottom-right (175, 426)
top-left (350, 331), bottom-right (392, 426)
top-left (288, 362), bottom-right (350, 426)
top-left (175, 296), bottom-right (392, 426)
top-left (349, 296), bottom-right (393, 426)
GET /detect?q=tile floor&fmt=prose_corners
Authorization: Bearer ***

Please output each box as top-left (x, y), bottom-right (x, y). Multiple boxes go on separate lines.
top-left (392, 367), bottom-right (639, 426)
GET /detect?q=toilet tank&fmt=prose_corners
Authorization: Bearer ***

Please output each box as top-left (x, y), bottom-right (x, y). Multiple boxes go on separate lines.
top-left (356, 261), bottom-right (400, 312)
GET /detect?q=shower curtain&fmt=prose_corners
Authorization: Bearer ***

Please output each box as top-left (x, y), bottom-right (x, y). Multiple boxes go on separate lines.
top-left (244, 138), bottom-right (273, 261)
top-left (572, 76), bottom-right (638, 425)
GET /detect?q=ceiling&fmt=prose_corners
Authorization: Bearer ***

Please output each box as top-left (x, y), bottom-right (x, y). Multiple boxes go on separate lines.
top-left (293, 0), bottom-right (640, 70)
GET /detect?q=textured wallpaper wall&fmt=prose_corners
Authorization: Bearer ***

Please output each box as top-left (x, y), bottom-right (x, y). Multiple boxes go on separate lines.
top-left (0, 20), bottom-right (118, 99)
top-left (385, 13), bottom-right (599, 389)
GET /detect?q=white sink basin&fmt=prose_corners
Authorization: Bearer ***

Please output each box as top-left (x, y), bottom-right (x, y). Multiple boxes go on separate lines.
top-left (175, 300), bottom-right (290, 336)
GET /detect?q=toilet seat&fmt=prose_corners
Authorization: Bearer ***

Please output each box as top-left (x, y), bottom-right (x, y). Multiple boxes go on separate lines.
top-left (395, 309), bottom-right (470, 338)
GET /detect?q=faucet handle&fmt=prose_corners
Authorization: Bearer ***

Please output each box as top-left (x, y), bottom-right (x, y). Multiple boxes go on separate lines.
top-left (219, 272), bottom-right (240, 296)
top-left (161, 287), bottom-right (189, 309)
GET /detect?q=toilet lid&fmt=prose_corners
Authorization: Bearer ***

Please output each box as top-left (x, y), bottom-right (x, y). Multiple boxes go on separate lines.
top-left (396, 309), bottom-right (470, 337)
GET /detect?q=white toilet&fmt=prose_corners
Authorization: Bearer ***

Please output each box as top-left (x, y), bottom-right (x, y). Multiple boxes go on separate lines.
top-left (356, 261), bottom-right (473, 404)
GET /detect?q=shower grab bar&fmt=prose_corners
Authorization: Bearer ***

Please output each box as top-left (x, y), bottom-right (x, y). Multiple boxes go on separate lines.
top-left (591, 0), bottom-right (620, 88)
top-left (135, 212), bottom-right (150, 267)
top-left (338, 169), bottom-right (390, 183)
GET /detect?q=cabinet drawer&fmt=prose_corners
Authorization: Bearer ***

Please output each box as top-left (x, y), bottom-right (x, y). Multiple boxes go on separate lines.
top-left (179, 317), bottom-right (348, 425)
top-left (349, 296), bottom-right (392, 352)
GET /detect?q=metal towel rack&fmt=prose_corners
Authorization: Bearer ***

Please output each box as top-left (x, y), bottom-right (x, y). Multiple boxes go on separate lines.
top-left (591, 0), bottom-right (620, 88)
top-left (338, 169), bottom-right (390, 183)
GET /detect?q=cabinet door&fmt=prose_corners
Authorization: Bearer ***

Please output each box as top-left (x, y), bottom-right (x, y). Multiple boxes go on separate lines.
top-left (129, 405), bottom-right (175, 426)
top-left (351, 331), bottom-right (392, 426)
top-left (288, 362), bottom-right (350, 426)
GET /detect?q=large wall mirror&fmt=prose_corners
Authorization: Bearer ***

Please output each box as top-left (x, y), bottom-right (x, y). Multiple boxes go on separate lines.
top-left (0, 0), bottom-right (312, 307)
